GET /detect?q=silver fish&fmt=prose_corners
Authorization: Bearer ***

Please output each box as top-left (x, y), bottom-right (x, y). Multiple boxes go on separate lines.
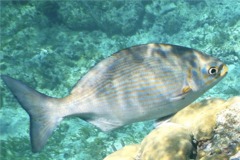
top-left (1, 43), bottom-right (228, 152)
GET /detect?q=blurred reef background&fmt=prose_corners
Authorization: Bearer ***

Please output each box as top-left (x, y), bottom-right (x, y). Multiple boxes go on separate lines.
top-left (0, 0), bottom-right (239, 160)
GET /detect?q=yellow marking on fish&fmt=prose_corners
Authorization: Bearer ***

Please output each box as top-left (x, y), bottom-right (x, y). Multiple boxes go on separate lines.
top-left (221, 64), bottom-right (228, 76)
top-left (182, 86), bottom-right (191, 93)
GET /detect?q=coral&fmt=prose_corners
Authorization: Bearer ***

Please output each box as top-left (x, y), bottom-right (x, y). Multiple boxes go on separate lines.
top-left (136, 123), bottom-right (193, 160)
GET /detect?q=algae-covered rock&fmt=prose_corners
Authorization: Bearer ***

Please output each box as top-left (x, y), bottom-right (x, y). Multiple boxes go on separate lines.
top-left (103, 96), bottom-right (240, 160)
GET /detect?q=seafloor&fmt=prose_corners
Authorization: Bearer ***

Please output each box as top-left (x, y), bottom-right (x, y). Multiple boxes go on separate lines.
top-left (0, 0), bottom-right (239, 160)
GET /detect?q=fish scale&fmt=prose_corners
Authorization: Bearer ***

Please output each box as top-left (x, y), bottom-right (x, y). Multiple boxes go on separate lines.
top-left (1, 43), bottom-right (228, 152)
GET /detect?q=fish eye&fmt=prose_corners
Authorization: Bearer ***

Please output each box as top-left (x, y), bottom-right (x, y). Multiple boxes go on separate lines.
top-left (208, 67), bottom-right (218, 75)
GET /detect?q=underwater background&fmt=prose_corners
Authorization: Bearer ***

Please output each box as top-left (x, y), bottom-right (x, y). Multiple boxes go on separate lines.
top-left (0, 0), bottom-right (239, 160)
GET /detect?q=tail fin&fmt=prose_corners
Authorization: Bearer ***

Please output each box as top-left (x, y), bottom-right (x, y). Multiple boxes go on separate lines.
top-left (1, 75), bottom-right (63, 153)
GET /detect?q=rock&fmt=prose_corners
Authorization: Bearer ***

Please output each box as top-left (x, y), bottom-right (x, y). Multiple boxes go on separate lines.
top-left (196, 96), bottom-right (240, 159)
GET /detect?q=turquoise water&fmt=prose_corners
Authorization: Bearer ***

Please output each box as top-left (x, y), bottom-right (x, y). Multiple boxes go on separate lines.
top-left (0, 1), bottom-right (239, 160)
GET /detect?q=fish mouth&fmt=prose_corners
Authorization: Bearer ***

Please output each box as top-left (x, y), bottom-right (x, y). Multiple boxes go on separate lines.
top-left (220, 64), bottom-right (228, 77)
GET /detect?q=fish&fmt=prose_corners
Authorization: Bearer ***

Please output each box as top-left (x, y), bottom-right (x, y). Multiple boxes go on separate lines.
top-left (1, 43), bottom-right (228, 152)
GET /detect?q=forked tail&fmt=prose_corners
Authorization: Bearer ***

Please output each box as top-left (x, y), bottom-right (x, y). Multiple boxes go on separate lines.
top-left (1, 75), bottom-right (63, 152)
